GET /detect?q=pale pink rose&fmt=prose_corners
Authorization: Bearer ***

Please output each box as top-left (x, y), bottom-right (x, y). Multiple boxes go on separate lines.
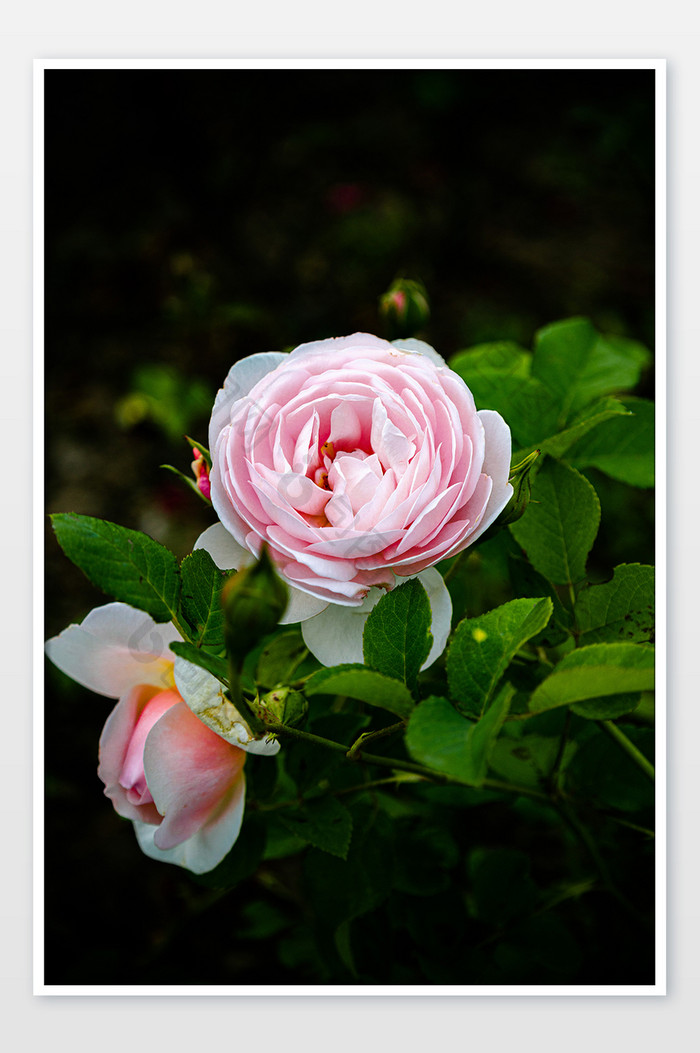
top-left (45, 602), bottom-right (278, 874)
top-left (199, 334), bottom-right (512, 668)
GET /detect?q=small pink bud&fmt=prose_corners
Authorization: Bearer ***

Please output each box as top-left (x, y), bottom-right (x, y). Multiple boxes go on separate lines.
top-left (191, 450), bottom-right (211, 500)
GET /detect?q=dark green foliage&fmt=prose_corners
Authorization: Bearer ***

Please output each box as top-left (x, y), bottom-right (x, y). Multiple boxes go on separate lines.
top-left (48, 306), bottom-right (655, 985)
top-left (179, 548), bottom-right (228, 648)
top-left (51, 513), bottom-right (181, 624)
top-left (363, 578), bottom-right (433, 693)
top-left (44, 70), bottom-right (656, 989)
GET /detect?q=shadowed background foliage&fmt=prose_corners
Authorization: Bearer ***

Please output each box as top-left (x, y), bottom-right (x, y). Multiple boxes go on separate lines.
top-left (44, 68), bottom-right (655, 985)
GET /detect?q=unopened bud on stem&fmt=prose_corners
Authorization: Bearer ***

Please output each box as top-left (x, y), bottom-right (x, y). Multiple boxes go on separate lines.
top-left (477, 449), bottom-right (540, 543)
top-left (379, 278), bottom-right (430, 339)
top-left (254, 686), bottom-right (308, 728)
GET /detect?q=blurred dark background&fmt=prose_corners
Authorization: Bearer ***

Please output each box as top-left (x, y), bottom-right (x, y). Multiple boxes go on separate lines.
top-left (44, 68), bottom-right (655, 985)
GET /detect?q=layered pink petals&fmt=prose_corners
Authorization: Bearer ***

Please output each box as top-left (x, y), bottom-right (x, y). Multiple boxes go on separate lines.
top-left (99, 684), bottom-right (247, 874)
top-left (143, 700), bottom-right (246, 850)
top-left (209, 334), bottom-right (513, 607)
top-left (46, 603), bottom-right (253, 874)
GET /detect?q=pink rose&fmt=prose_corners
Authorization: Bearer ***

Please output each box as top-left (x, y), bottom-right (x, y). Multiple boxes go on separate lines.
top-left (45, 602), bottom-right (278, 874)
top-left (198, 334), bottom-right (512, 667)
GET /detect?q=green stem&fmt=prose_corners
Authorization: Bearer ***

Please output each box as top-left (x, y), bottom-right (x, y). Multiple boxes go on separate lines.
top-left (351, 749), bottom-right (443, 778)
top-left (548, 710), bottom-right (572, 795)
top-left (265, 722), bottom-right (348, 754)
top-left (256, 776), bottom-right (407, 812)
top-left (347, 722), bottom-right (405, 758)
top-left (604, 815), bottom-right (655, 838)
top-left (227, 664), bottom-right (266, 736)
top-left (598, 720), bottom-right (655, 782)
top-left (265, 721), bottom-right (549, 800)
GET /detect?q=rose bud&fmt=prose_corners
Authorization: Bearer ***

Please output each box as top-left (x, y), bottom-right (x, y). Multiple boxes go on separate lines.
top-left (379, 278), bottom-right (431, 338)
top-left (191, 446), bottom-right (211, 500)
top-left (255, 686), bottom-right (308, 728)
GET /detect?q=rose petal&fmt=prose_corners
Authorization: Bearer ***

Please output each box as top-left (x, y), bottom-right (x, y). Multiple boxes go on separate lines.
top-left (45, 602), bottom-right (180, 699)
top-left (97, 685), bottom-right (164, 826)
top-left (132, 774), bottom-right (246, 875)
top-left (194, 523), bottom-right (255, 571)
top-left (142, 701), bottom-right (245, 850)
top-left (289, 333), bottom-right (392, 361)
top-left (300, 588), bottom-right (382, 666)
top-left (173, 656), bottom-right (280, 755)
top-left (391, 337), bottom-right (447, 369)
top-left (209, 351), bottom-right (288, 452)
top-left (278, 588), bottom-right (329, 625)
top-left (462, 410), bottom-right (514, 544)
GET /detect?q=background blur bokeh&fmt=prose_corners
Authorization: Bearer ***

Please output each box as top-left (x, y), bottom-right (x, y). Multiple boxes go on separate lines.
top-left (44, 68), bottom-right (655, 985)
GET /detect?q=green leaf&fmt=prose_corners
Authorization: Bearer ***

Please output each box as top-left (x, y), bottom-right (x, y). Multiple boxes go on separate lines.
top-left (169, 640), bottom-right (229, 684)
top-left (532, 317), bottom-right (651, 419)
top-left (363, 578), bottom-right (432, 693)
top-left (570, 694), bottom-right (642, 720)
top-left (507, 554), bottom-right (573, 636)
top-left (303, 803), bottom-right (394, 929)
top-left (256, 630), bottom-right (308, 690)
top-left (529, 643), bottom-right (655, 713)
top-left (459, 372), bottom-right (560, 449)
top-left (262, 816), bottom-right (307, 861)
top-left (447, 597), bottom-right (553, 717)
top-left (405, 687), bottom-right (514, 786)
top-left (489, 734), bottom-right (578, 789)
top-left (51, 512), bottom-right (181, 624)
top-left (277, 796), bottom-right (353, 859)
top-left (526, 398), bottom-right (631, 461)
top-left (509, 459), bottom-right (601, 585)
top-left (567, 397), bottom-right (655, 488)
top-left (566, 726), bottom-right (654, 812)
top-left (574, 563), bottom-right (655, 644)
top-left (304, 664), bottom-right (415, 720)
top-left (179, 548), bottom-right (228, 648)
top-left (449, 341), bottom-right (532, 382)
